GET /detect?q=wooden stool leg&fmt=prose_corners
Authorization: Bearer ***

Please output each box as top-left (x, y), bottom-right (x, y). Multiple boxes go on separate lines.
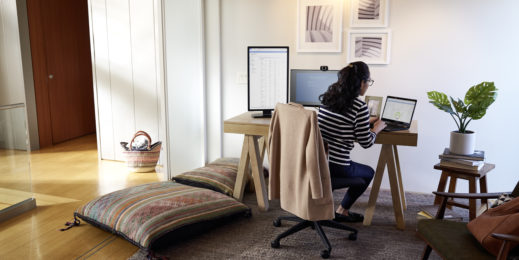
top-left (468, 177), bottom-right (477, 220)
top-left (434, 172), bottom-right (449, 205)
top-left (479, 176), bottom-right (488, 205)
top-left (446, 176), bottom-right (457, 209)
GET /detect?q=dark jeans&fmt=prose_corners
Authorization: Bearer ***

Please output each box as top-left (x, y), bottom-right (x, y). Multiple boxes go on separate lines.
top-left (329, 161), bottom-right (375, 210)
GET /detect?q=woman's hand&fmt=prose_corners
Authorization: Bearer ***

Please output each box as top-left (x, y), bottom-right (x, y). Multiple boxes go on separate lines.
top-left (371, 119), bottom-right (387, 134)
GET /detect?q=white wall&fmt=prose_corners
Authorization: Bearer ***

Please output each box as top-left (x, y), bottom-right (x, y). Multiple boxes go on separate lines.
top-left (163, 0), bottom-right (206, 175)
top-left (218, 0), bottom-right (519, 193)
top-left (0, 0), bottom-right (25, 106)
top-left (204, 0), bottom-right (223, 163)
top-left (88, 0), bottom-right (166, 168)
top-left (0, 0), bottom-right (37, 150)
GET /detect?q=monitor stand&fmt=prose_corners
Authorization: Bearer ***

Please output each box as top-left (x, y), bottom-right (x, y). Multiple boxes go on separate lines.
top-left (251, 110), bottom-right (272, 118)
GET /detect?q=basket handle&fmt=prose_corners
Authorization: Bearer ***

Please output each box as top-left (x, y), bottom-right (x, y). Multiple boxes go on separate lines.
top-left (129, 131), bottom-right (152, 150)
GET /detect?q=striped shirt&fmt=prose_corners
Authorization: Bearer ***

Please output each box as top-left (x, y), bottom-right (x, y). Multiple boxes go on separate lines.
top-left (317, 98), bottom-right (376, 166)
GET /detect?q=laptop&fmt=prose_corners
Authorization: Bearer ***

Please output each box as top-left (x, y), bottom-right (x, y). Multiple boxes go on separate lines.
top-left (380, 96), bottom-right (417, 132)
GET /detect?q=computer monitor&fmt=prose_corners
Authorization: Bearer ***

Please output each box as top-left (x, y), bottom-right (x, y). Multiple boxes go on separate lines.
top-left (289, 69), bottom-right (338, 106)
top-left (248, 46), bottom-right (289, 118)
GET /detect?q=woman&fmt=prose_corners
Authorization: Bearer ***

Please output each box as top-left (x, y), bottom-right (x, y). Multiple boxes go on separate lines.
top-left (317, 61), bottom-right (386, 222)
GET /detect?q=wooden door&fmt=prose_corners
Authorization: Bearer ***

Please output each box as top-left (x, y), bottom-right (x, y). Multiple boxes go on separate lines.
top-left (27, 0), bottom-right (95, 146)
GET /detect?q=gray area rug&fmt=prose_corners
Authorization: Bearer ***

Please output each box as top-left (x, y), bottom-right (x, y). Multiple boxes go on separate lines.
top-left (130, 188), bottom-right (468, 259)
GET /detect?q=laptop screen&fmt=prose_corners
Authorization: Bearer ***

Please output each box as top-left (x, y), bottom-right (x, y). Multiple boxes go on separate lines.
top-left (381, 96), bottom-right (417, 124)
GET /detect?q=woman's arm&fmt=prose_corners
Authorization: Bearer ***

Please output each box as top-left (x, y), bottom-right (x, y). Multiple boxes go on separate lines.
top-left (371, 118), bottom-right (386, 134)
top-left (354, 101), bottom-right (379, 148)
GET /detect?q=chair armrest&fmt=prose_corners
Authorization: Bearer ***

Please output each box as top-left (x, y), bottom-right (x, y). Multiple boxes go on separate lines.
top-left (492, 233), bottom-right (519, 243)
top-left (433, 191), bottom-right (506, 199)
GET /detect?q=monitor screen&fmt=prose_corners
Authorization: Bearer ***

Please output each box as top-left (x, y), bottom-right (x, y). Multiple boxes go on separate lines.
top-left (248, 47), bottom-right (288, 114)
top-left (290, 69), bottom-right (338, 106)
top-left (381, 96), bottom-right (417, 124)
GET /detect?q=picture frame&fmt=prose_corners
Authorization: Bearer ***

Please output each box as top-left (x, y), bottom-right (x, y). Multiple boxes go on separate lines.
top-left (296, 0), bottom-right (343, 52)
top-left (365, 96), bottom-right (383, 118)
top-left (350, 0), bottom-right (389, 28)
top-left (347, 30), bottom-right (391, 64)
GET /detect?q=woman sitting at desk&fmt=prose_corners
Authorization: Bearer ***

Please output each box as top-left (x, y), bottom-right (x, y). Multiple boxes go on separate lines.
top-left (317, 61), bottom-right (386, 222)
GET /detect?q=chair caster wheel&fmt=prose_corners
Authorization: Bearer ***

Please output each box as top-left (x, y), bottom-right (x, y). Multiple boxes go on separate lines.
top-left (348, 233), bottom-right (357, 241)
top-left (320, 250), bottom-right (330, 258)
top-left (273, 219), bottom-right (281, 227)
top-left (271, 240), bottom-right (280, 248)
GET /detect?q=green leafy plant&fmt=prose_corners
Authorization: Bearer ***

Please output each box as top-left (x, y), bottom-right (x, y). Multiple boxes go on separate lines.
top-left (427, 82), bottom-right (497, 133)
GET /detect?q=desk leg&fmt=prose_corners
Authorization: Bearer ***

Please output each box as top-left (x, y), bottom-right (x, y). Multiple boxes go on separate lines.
top-left (233, 136), bottom-right (251, 201)
top-left (386, 144), bottom-right (406, 230)
top-left (393, 145), bottom-right (406, 210)
top-left (248, 136), bottom-right (269, 211)
top-left (363, 145), bottom-right (387, 226)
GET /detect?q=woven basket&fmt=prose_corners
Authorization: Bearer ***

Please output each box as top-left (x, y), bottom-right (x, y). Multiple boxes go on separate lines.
top-left (121, 131), bottom-right (161, 172)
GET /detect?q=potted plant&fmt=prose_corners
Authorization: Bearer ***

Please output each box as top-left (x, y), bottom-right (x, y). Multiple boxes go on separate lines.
top-left (427, 81), bottom-right (497, 155)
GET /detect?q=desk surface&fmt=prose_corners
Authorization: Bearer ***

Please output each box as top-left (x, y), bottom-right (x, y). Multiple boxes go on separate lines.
top-left (223, 112), bottom-right (418, 146)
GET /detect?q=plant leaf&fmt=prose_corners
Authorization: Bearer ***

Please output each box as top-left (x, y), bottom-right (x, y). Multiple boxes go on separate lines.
top-left (450, 97), bottom-right (465, 114)
top-left (427, 91), bottom-right (453, 114)
top-left (465, 82), bottom-right (497, 120)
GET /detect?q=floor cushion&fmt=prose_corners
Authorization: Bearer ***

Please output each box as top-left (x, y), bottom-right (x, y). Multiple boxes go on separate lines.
top-left (73, 181), bottom-right (250, 250)
top-left (172, 157), bottom-right (240, 196)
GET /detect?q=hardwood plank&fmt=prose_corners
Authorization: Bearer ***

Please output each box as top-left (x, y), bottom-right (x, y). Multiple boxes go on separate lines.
top-left (0, 134), bottom-right (162, 259)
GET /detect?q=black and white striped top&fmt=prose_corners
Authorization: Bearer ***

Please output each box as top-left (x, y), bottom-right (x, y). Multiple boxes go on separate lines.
top-left (317, 98), bottom-right (376, 166)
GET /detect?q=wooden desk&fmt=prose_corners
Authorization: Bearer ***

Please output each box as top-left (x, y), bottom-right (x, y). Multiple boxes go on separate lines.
top-left (224, 111), bottom-right (419, 223)
top-left (224, 112), bottom-right (270, 211)
top-left (362, 120), bottom-right (418, 230)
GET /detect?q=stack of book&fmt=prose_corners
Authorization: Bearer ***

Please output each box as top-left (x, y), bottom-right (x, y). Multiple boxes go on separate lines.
top-left (439, 148), bottom-right (485, 172)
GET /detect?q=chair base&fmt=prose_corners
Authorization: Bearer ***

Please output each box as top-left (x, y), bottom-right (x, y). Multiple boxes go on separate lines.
top-left (271, 215), bottom-right (358, 259)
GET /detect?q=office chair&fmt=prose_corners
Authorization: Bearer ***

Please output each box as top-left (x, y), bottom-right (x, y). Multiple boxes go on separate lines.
top-left (268, 103), bottom-right (357, 259)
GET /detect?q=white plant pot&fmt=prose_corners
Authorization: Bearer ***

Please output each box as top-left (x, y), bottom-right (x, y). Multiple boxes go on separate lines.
top-left (449, 131), bottom-right (476, 155)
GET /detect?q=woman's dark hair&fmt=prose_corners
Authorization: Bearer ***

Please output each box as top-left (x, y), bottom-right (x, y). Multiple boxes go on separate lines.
top-left (319, 61), bottom-right (370, 115)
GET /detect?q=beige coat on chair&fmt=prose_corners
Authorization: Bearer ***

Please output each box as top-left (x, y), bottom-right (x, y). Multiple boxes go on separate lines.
top-left (268, 103), bottom-right (334, 221)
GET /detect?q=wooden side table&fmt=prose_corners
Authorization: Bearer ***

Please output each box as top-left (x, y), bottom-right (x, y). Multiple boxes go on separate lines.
top-left (433, 163), bottom-right (495, 220)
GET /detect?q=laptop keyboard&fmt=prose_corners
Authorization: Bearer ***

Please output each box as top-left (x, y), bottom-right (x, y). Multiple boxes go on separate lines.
top-left (382, 122), bottom-right (409, 132)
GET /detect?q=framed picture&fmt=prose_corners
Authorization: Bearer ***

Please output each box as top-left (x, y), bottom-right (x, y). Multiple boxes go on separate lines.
top-left (350, 0), bottom-right (389, 27)
top-left (347, 30), bottom-right (391, 64)
top-left (365, 96), bottom-right (383, 117)
top-left (296, 0), bottom-right (343, 52)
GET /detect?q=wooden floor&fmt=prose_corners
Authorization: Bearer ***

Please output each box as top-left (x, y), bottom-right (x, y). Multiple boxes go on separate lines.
top-left (0, 135), bottom-right (164, 259)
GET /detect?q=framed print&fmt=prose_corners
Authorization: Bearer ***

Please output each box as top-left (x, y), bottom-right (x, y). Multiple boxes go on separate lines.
top-left (347, 30), bottom-right (391, 64)
top-left (365, 96), bottom-right (383, 117)
top-left (297, 0), bottom-right (343, 52)
top-left (350, 0), bottom-right (389, 27)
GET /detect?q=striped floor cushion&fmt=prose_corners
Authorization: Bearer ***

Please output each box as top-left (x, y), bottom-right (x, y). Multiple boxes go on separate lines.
top-left (173, 158), bottom-right (240, 196)
top-left (74, 181), bottom-right (250, 250)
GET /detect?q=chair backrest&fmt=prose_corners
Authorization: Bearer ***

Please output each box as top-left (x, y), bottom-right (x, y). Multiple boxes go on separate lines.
top-left (268, 103), bottom-right (334, 221)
